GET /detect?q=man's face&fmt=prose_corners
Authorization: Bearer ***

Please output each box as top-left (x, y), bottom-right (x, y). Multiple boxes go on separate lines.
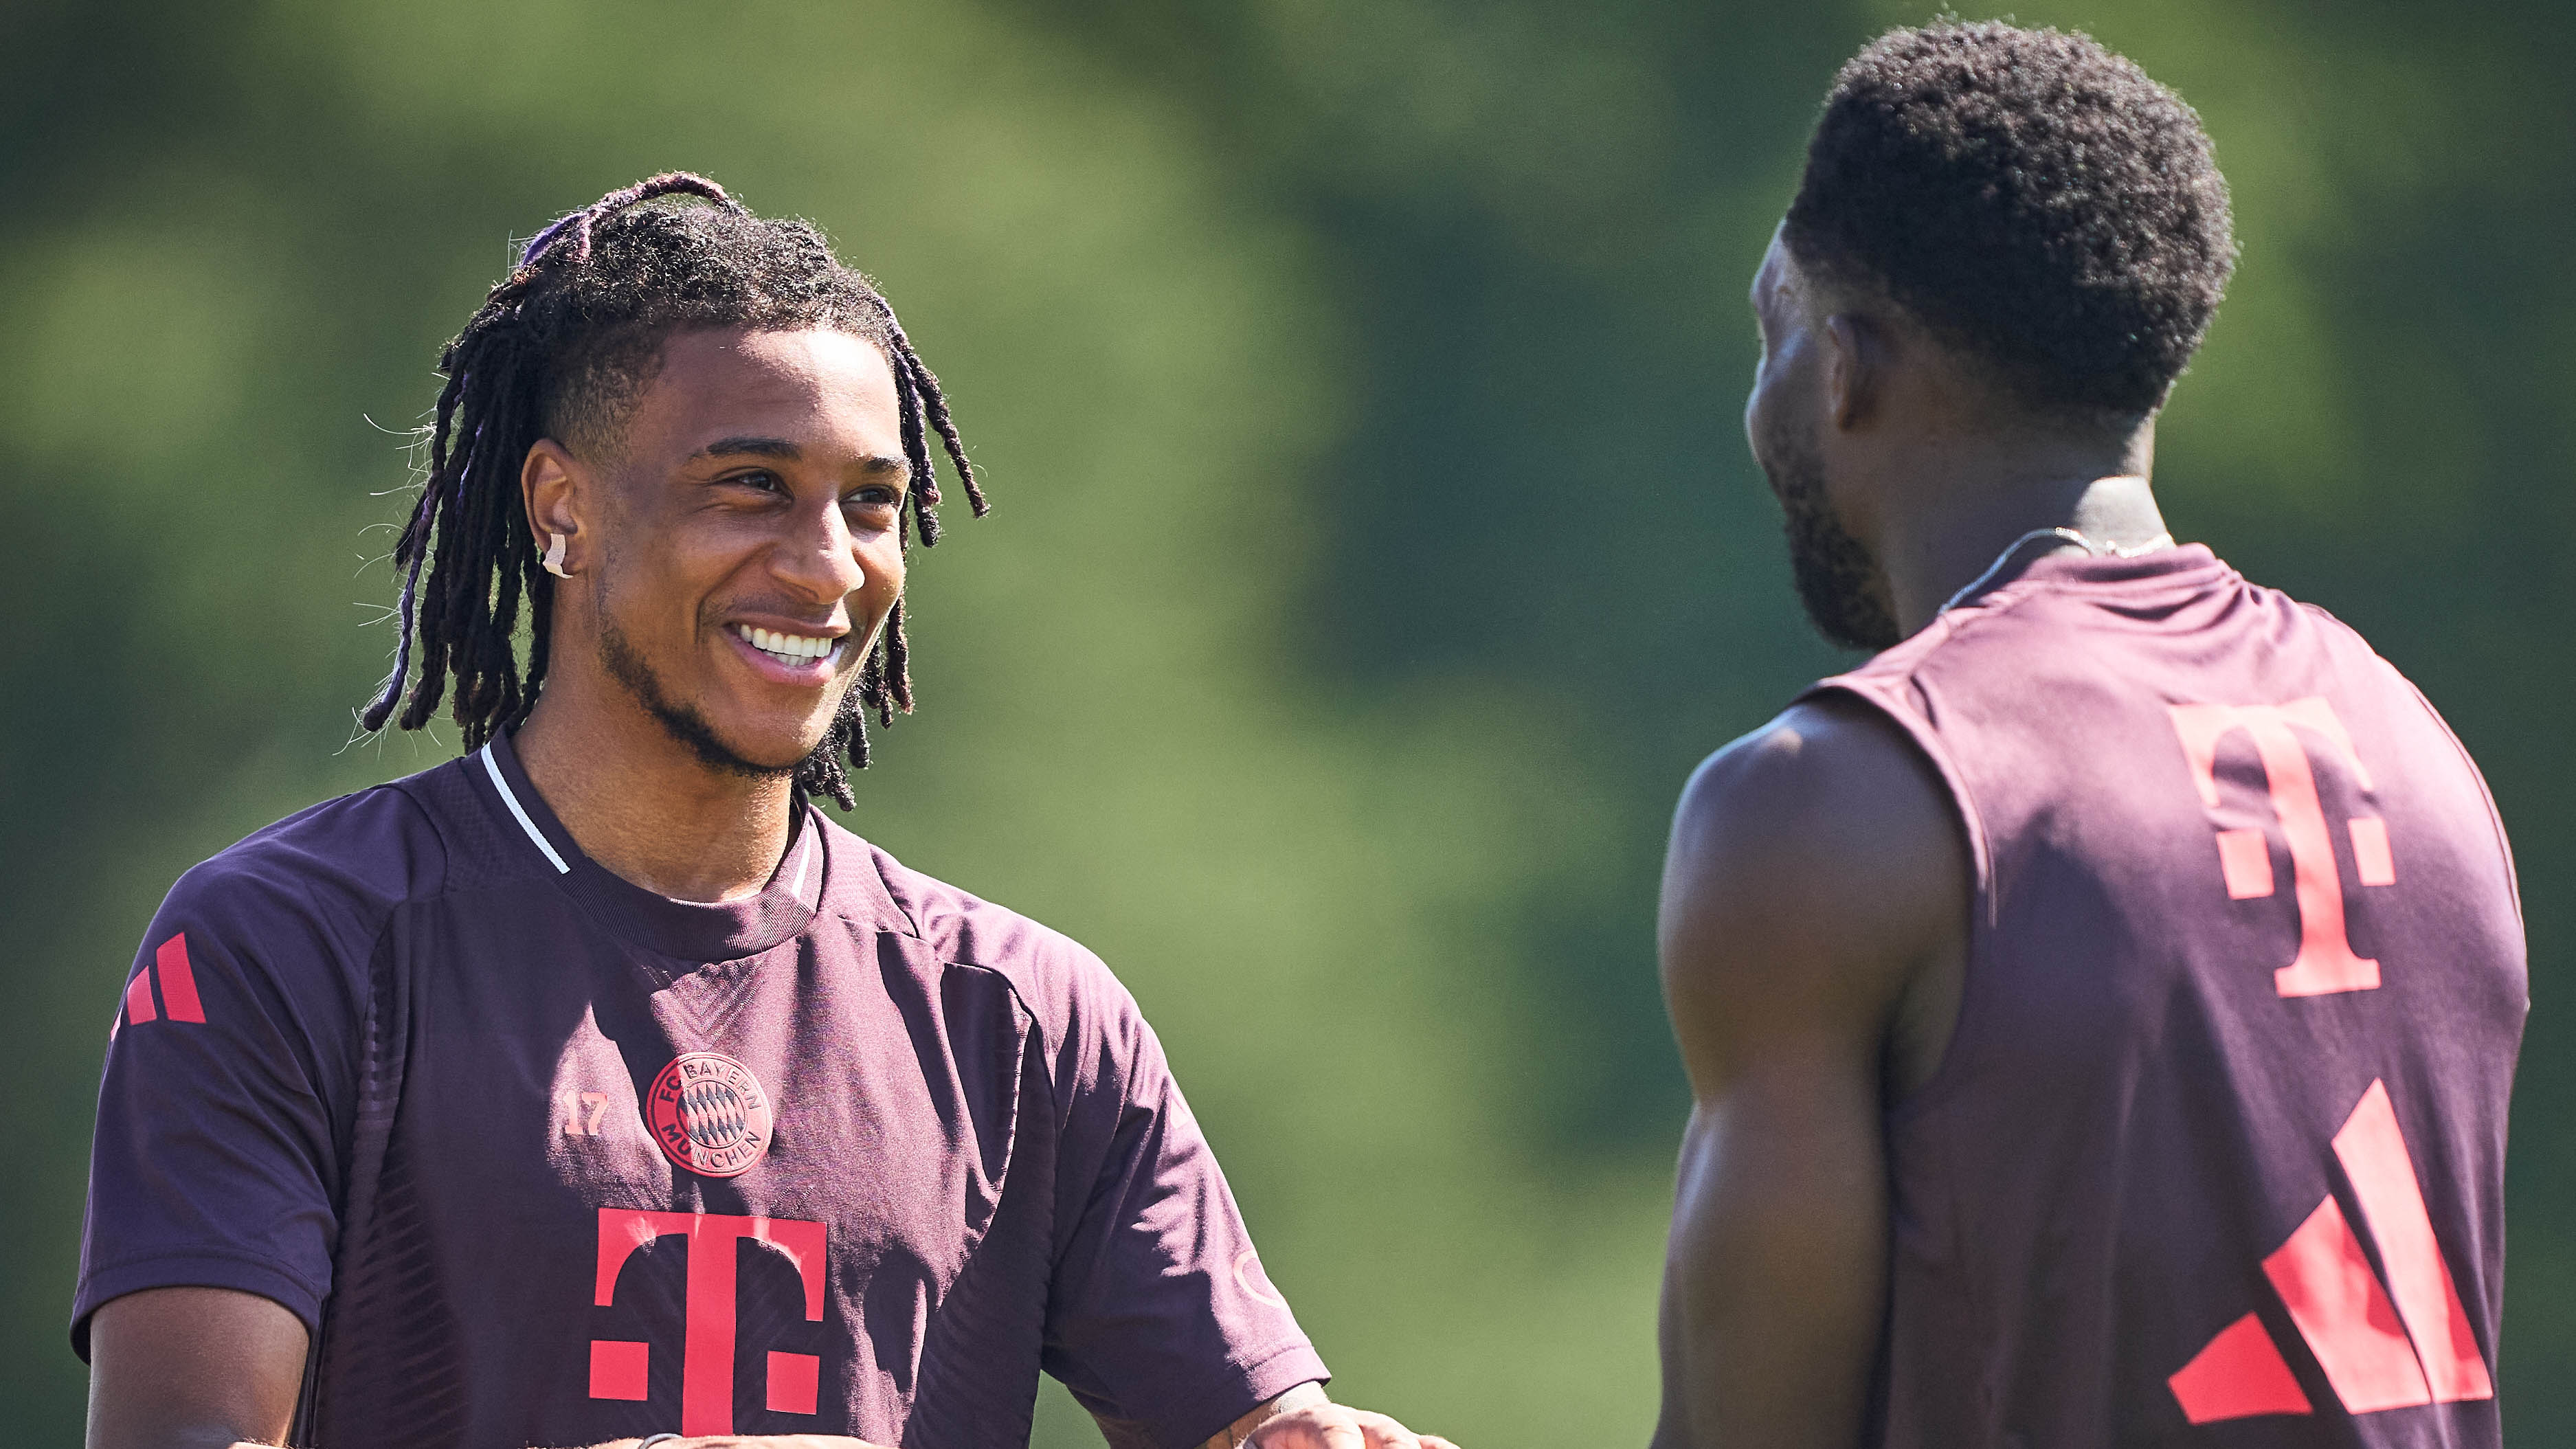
top-left (1744, 230), bottom-right (1901, 651)
top-left (581, 327), bottom-right (908, 777)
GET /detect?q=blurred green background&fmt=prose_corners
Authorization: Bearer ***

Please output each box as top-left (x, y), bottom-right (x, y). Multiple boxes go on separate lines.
top-left (4, 0), bottom-right (2569, 1442)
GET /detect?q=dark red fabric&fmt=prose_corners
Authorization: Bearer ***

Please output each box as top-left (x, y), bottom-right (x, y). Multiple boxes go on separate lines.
top-left (76, 732), bottom-right (1323, 1448)
top-left (1806, 546), bottom-right (2525, 1446)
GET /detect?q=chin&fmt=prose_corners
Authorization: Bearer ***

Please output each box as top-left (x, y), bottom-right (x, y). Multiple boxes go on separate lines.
top-left (643, 695), bottom-right (833, 784)
top-left (727, 720), bottom-right (839, 773)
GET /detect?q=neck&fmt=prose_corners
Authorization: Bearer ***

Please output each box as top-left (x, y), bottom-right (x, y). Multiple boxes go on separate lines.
top-left (511, 666), bottom-right (798, 904)
top-left (1872, 425), bottom-right (2168, 637)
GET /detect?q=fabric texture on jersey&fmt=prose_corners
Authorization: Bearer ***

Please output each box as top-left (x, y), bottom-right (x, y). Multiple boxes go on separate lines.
top-left (77, 732), bottom-right (1323, 1449)
top-left (1804, 544), bottom-right (2524, 1448)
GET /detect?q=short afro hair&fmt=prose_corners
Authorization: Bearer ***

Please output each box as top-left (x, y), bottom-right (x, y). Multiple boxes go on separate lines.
top-left (1784, 22), bottom-right (2235, 423)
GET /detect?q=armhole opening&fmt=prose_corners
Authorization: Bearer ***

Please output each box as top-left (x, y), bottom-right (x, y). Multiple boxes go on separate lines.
top-left (1800, 678), bottom-right (1994, 1117)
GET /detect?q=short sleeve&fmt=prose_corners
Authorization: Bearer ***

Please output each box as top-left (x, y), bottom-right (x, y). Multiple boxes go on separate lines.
top-left (1040, 961), bottom-right (1328, 1449)
top-left (71, 859), bottom-right (371, 1360)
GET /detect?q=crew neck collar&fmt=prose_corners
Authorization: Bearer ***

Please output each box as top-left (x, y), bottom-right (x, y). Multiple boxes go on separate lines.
top-left (471, 729), bottom-right (827, 962)
top-left (1953, 539), bottom-right (2229, 614)
top-left (2016, 539), bottom-right (2225, 588)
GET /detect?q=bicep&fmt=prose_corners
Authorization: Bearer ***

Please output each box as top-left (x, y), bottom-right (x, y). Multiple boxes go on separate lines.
top-left (87, 1286), bottom-right (308, 1449)
top-left (1657, 699), bottom-right (1967, 1094)
top-left (1652, 701), bottom-right (1965, 1448)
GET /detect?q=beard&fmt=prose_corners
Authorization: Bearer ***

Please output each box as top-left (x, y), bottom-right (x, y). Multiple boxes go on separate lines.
top-left (1755, 409), bottom-right (1902, 652)
top-left (598, 618), bottom-right (815, 781)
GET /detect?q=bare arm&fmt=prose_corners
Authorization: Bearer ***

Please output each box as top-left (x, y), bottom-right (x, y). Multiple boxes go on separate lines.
top-left (1093, 1380), bottom-right (1457, 1449)
top-left (1203, 1381), bottom-right (1332, 1447)
top-left (1649, 698), bottom-right (1967, 1449)
top-left (86, 1287), bottom-right (891, 1449)
top-left (87, 1287), bottom-right (308, 1449)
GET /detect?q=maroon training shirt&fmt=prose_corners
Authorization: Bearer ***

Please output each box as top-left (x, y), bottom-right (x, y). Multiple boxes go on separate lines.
top-left (76, 732), bottom-right (1324, 1448)
top-left (1806, 544), bottom-right (2525, 1447)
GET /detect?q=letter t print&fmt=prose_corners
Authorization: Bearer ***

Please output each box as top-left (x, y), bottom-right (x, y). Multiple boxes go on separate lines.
top-left (590, 1209), bottom-right (828, 1432)
top-left (2169, 699), bottom-right (2395, 996)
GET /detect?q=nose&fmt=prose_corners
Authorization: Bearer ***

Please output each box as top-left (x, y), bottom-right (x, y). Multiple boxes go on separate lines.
top-left (771, 500), bottom-right (873, 605)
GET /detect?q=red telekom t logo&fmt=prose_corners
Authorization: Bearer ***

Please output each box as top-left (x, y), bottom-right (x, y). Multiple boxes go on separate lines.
top-left (588, 1209), bottom-right (827, 1434)
top-left (2169, 699), bottom-right (2397, 998)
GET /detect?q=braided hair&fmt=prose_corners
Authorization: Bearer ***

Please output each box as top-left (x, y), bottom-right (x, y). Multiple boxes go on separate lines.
top-left (362, 173), bottom-right (986, 808)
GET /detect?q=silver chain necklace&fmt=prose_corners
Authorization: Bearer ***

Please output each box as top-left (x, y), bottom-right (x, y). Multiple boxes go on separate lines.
top-left (1937, 526), bottom-right (2175, 616)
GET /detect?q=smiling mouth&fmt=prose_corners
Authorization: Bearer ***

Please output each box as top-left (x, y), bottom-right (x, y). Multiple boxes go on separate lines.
top-left (732, 624), bottom-right (844, 668)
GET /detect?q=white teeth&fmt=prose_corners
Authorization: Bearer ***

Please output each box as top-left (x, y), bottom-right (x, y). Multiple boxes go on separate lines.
top-left (734, 624), bottom-right (838, 666)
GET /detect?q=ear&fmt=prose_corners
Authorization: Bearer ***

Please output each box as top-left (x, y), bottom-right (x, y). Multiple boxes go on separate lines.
top-left (1822, 313), bottom-right (1885, 431)
top-left (521, 439), bottom-right (585, 569)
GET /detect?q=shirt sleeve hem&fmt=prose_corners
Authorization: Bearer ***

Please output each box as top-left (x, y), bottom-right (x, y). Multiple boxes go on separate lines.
top-left (71, 1250), bottom-right (326, 1363)
top-left (1165, 1340), bottom-right (1332, 1449)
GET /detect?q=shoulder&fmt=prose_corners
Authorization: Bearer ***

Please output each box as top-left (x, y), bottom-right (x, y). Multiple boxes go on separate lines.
top-left (153, 776), bottom-right (451, 991)
top-left (179, 777), bottom-right (449, 916)
top-left (831, 822), bottom-right (1136, 1046)
top-left (1660, 696), bottom-right (1967, 1067)
top-left (1666, 695), bottom-right (1961, 914)
top-left (2291, 595), bottom-right (2408, 675)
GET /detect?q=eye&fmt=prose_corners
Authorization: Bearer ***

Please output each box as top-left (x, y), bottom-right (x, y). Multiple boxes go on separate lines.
top-left (720, 468), bottom-right (787, 495)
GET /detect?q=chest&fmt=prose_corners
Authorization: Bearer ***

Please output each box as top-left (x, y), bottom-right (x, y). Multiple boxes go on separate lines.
top-left (346, 905), bottom-right (1040, 1437)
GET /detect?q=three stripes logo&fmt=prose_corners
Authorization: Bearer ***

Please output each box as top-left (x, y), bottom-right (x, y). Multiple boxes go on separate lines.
top-left (2169, 1079), bottom-right (2493, 1424)
top-left (113, 933), bottom-right (206, 1036)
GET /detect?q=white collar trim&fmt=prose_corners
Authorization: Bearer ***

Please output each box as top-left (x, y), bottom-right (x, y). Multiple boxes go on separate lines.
top-left (480, 742), bottom-right (570, 875)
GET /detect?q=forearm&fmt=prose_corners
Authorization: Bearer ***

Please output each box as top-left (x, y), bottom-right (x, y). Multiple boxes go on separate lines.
top-left (1090, 1379), bottom-right (1330, 1449)
top-left (550, 1439), bottom-right (886, 1448)
top-left (1205, 1380), bottom-right (1330, 1448)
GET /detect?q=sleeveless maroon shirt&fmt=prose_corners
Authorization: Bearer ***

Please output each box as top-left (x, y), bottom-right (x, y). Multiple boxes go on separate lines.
top-left (1805, 544), bottom-right (2524, 1447)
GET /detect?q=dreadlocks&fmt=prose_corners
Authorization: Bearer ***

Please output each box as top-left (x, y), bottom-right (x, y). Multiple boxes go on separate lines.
top-left (361, 173), bottom-right (987, 808)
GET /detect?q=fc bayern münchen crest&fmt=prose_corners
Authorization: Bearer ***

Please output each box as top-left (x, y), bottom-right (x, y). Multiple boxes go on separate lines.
top-left (646, 1051), bottom-right (775, 1178)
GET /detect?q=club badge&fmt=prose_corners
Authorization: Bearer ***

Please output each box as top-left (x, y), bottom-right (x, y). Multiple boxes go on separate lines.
top-left (647, 1051), bottom-right (774, 1178)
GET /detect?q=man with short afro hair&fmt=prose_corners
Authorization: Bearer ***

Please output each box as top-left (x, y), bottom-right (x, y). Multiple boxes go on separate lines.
top-left (1653, 22), bottom-right (2520, 1449)
top-left (1784, 21), bottom-right (2235, 425)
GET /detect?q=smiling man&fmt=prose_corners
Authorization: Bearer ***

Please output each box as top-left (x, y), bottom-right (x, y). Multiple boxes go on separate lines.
top-left (76, 176), bottom-right (1451, 1449)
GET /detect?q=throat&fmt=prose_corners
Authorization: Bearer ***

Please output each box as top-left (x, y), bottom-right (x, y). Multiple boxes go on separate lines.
top-left (511, 692), bottom-right (806, 903)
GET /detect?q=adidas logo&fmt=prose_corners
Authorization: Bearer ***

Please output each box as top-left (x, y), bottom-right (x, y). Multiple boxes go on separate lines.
top-left (113, 932), bottom-right (207, 1034)
top-left (2169, 1080), bottom-right (2493, 1424)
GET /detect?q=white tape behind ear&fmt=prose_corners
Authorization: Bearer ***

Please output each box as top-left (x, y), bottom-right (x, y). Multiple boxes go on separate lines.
top-left (542, 532), bottom-right (571, 578)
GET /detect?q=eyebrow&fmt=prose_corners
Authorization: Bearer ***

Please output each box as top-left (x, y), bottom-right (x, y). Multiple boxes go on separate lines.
top-left (693, 435), bottom-right (800, 461)
top-left (691, 436), bottom-right (908, 476)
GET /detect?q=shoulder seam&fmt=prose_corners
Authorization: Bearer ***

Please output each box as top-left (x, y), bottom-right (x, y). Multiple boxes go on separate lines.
top-left (863, 842), bottom-right (927, 941)
top-left (934, 954), bottom-right (1068, 1134)
top-left (375, 777), bottom-right (458, 903)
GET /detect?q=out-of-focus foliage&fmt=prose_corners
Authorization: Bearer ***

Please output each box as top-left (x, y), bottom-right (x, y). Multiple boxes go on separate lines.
top-left (3, 0), bottom-right (2569, 1443)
